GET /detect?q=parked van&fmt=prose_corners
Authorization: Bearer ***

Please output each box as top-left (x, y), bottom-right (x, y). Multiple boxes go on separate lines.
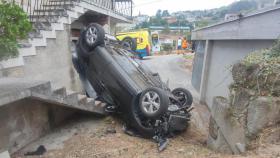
top-left (116, 30), bottom-right (151, 59)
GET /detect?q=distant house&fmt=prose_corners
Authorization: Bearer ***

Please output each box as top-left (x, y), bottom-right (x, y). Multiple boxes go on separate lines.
top-left (224, 14), bottom-right (240, 21)
top-left (191, 6), bottom-right (280, 108)
top-left (162, 16), bottom-right (178, 24)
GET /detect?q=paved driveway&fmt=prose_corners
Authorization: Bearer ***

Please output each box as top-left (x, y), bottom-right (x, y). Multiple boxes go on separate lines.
top-left (141, 54), bottom-right (199, 100)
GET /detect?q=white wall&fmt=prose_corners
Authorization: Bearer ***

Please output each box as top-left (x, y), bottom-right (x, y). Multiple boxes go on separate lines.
top-left (1, 25), bottom-right (82, 91)
top-left (205, 40), bottom-right (274, 107)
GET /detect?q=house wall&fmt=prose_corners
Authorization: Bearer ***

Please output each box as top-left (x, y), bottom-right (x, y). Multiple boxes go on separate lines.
top-left (0, 25), bottom-right (82, 92)
top-left (192, 7), bottom-right (280, 107)
top-left (203, 40), bottom-right (274, 107)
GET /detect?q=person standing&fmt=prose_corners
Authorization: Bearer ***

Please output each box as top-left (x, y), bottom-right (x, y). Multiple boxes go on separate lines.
top-left (177, 37), bottom-right (182, 50)
top-left (182, 37), bottom-right (188, 50)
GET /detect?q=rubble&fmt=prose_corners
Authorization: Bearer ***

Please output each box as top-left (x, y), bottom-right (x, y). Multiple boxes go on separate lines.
top-left (24, 145), bottom-right (46, 156)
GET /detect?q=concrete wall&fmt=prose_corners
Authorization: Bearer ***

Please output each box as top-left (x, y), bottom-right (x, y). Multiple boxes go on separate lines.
top-left (202, 40), bottom-right (274, 107)
top-left (0, 25), bottom-right (82, 92)
top-left (191, 41), bottom-right (206, 92)
top-left (191, 7), bottom-right (280, 107)
top-left (0, 99), bottom-right (76, 154)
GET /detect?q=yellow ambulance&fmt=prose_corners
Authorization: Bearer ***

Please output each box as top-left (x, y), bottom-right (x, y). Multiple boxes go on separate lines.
top-left (116, 30), bottom-right (151, 59)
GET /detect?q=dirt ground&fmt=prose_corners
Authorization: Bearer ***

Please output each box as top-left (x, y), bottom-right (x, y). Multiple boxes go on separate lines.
top-left (13, 103), bottom-right (220, 158)
top-left (13, 103), bottom-right (278, 158)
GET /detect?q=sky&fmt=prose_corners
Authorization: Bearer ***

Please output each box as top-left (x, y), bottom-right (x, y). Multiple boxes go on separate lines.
top-left (133, 0), bottom-right (237, 16)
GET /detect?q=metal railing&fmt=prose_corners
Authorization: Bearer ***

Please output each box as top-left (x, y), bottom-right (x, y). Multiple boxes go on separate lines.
top-left (8, 0), bottom-right (70, 22)
top-left (113, 0), bottom-right (133, 19)
top-left (82, 0), bottom-right (133, 19)
top-left (8, 0), bottom-right (132, 23)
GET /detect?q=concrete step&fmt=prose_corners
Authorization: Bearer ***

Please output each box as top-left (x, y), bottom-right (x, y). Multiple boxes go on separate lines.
top-left (28, 30), bottom-right (43, 38)
top-left (43, 3), bottom-right (74, 8)
top-left (52, 87), bottom-right (67, 98)
top-left (28, 37), bottom-right (47, 47)
top-left (0, 77), bottom-right (107, 115)
top-left (30, 15), bottom-right (61, 22)
top-left (78, 94), bottom-right (88, 105)
top-left (0, 57), bottom-right (24, 69)
top-left (34, 8), bottom-right (66, 13)
top-left (40, 29), bottom-right (57, 39)
top-left (30, 82), bottom-right (52, 96)
top-left (92, 102), bottom-right (107, 114)
top-left (65, 91), bottom-right (79, 106)
top-left (32, 11), bottom-right (68, 17)
top-left (20, 45), bottom-right (37, 57)
top-left (18, 42), bottom-right (32, 48)
top-left (49, 22), bottom-right (65, 31)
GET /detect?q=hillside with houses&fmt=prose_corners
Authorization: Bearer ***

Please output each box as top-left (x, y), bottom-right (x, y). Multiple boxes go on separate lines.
top-left (132, 0), bottom-right (276, 31)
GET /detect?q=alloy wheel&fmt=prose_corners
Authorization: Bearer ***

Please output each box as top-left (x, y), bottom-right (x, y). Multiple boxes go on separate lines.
top-left (141, 91), bottom-right (161, 114)
top-left (86, 27), bottom-right (98, 46)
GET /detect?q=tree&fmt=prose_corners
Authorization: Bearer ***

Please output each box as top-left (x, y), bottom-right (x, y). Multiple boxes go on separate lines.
top-left (156, 9), bottom-right (162, 18)
top-left (0, 0), bottom-right (32, 60)
top-left (162, 10), bottom-right (170, 17)
top-left (195, 19), bottom-right (209, 28)
top-left (228, 0), bottom-right (257, 13)
top-left (149, 17), bottom-right (167, 26)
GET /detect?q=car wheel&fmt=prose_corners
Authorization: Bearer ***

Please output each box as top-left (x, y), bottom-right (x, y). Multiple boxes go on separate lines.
top-left (121, 37), bottom-right (137, 51)
top-left (139, 87), bottom-right (169, 119)
top-left (81, 23), bottom-right (105, 53)
top-left (125, 95), bottom-right (158, 138)
top-left (172, 88), bottom-right (193, 107)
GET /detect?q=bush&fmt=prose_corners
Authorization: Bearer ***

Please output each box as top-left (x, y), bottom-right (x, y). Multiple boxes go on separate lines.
top-left (161, 43), bottom-right (173, 51)
top-left (0, 0), bottom-right (32, 60)
top-left (231, 39), bottom-right (280, 97)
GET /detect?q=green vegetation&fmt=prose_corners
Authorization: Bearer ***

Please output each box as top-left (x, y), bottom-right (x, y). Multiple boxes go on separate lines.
top-left (0, 0), bottom-right (32, 61)
top-left (136, 9), bottom-right (192, 30)
top-left (161, 43), bottom-right (173, 51)
top-left (231, 39), bottom-right (280, 97)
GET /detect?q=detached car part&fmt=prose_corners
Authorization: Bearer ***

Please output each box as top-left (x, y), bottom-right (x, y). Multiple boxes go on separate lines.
top-left (73, 23), bottom-right (194, 146)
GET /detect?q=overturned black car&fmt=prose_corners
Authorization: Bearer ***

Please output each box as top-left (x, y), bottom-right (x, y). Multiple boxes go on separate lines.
top-left (72, 23), bottom-right (193, 145)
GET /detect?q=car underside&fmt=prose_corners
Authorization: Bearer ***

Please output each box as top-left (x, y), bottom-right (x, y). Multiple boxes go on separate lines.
top-left (72, 23), bottom-right (194, 151)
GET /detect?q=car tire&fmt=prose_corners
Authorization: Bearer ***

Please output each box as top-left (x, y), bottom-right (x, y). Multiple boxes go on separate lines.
top-left (172, 88), bottom-right (193, 107)
top-left (125, 95), bottom-right (157, 138)
top-left (80, 23), bottom-right (105, 54)
top-left (121, 37), bottom-right (137, 51)
top-left (139, 87), bottom-right (169, 119)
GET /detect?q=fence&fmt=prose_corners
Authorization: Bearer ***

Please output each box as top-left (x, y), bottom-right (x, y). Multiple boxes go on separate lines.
top-left (6, 0), bottom-right (132, 22)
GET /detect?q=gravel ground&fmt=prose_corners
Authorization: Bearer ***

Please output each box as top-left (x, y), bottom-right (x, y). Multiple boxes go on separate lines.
top-left (13, 113), bottom-right (279, 158)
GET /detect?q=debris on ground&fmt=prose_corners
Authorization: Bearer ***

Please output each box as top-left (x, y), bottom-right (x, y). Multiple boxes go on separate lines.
top-left (24, 145), bottom-right (46, 156)
top-left (105, 127), bottom-right (117, 134)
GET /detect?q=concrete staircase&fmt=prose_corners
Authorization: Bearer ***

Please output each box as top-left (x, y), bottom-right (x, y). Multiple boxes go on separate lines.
top-left (0, 0), bottom-right (126, 69)
top-left (0, 78), bottom-right (107, 115)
